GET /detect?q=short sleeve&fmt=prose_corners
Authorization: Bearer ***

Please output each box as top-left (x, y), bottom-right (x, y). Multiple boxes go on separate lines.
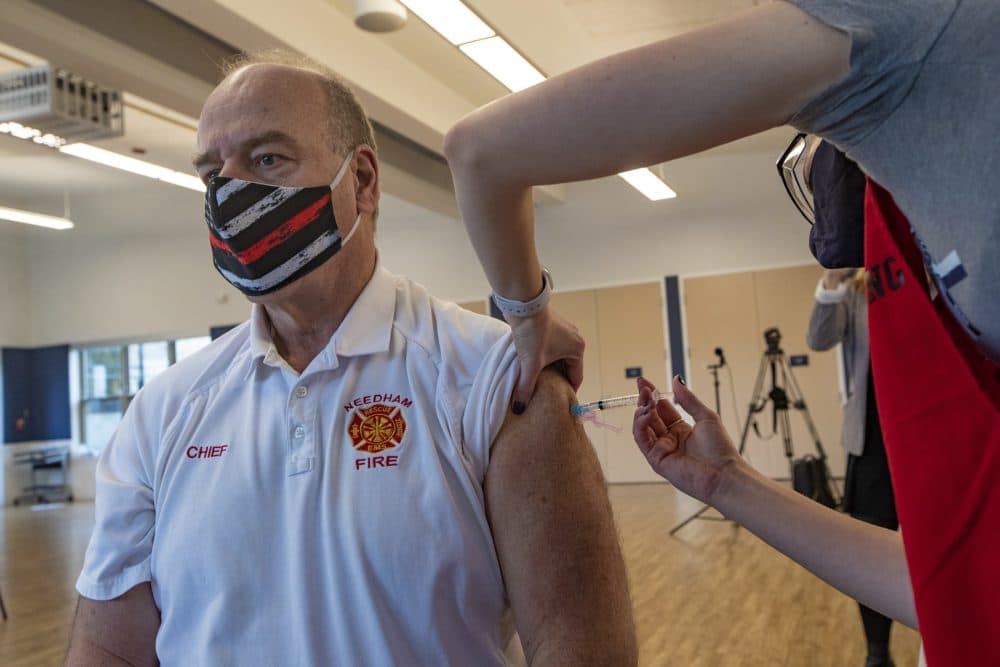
top-left (459, 332), bottom-right (519, 482)
top-left (786, 0), bottom-right (958, 148)
top-left (75, 394), bottom-right (157, 601)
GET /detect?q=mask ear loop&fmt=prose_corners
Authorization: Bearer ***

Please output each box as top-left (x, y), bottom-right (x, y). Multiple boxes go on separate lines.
top-left (329, 151), bottom-right (354, 189)
top-left (340, 212), bottom-right (363, 246)
top-left (329, 151), bottom-right (363, 246)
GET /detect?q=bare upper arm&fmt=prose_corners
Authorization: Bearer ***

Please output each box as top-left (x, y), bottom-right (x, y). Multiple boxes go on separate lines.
top-left (485, 370), bottom-right (636, 666)
top-left (446, 1), bottom-right (850, 186)
top-left (66, 583), bottom-right (160, 667)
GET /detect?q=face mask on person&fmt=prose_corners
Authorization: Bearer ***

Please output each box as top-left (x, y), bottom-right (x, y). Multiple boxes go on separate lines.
top-left (778, 134), bottom-right (867, 269)
top-left (204, 152), bottom-right (360, 296)
top-left (807, 140), bottom-right (867, 269)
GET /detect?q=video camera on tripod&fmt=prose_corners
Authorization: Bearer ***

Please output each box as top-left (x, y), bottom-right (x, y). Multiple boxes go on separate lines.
top-left (739, 327), bottom-right (839, 509)
top-left (669, 326), bottom-right (840, 535)
top-left (763, 326), bottom-right (782, 354)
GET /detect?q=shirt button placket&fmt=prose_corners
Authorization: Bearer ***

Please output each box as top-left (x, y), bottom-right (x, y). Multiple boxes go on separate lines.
top-left (287, 383), bottom-right (314, 476)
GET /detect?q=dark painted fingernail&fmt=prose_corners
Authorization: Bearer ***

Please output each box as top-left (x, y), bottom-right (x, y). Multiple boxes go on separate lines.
top-left (643, 407), bottom-right (649, 415)
top-left (678, 375), bottom-right (687, 386)
top-left (512, 401), bottom-right (526, 415)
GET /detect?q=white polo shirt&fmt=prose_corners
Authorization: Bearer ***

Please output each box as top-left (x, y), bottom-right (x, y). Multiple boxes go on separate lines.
top-left (76, 265), bottom-right (520, 666)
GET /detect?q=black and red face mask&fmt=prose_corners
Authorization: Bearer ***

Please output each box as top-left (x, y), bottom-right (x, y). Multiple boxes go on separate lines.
top-left (204, 154), bottom-right (359, 296)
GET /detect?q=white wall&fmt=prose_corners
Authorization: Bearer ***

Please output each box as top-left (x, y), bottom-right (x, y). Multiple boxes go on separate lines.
top-left (375, 167), bottom-right (815, 313)
top-left (28, 228), bottom-right (253, 347)
top-left (0, 230), bottom-right (31, 495)
top-left (20, 186), bottom-right (249, 346)
top-left (21, 191), bottom-right (491, 346)
top-left (0, 229), bottom-right (32, 346)
top-left (19, 178), bottom-right (814, 348)
top-left (534, 174), bottom-right (814, 292)
top-left (376, 194), bottom-right (493, 302)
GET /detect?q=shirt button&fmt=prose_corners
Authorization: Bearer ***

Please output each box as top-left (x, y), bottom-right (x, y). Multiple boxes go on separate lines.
top-left (293, 426), bottom-right (305, 439)
top-left (295, 386), bottom-right (308, 398)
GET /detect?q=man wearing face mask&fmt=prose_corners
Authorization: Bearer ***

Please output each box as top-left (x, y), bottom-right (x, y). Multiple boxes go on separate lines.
top-left (65, 51), bottom-right (636, 667)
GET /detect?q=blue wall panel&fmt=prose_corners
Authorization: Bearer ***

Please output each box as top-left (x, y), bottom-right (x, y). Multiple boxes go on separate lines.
top-left (2, 345), bottom-right (71, 443)
top-left (664, 276), bottom-right (686, 382)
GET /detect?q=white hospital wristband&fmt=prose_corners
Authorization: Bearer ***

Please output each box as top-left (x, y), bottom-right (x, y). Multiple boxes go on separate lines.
top-left (491, 269), bottom-right (553, 318)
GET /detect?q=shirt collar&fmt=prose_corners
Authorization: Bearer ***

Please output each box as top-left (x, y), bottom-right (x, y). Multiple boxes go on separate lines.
top-left (330, 262), bottom-right (397, 359)
top-left (247, 260), bottom-right (397, 375)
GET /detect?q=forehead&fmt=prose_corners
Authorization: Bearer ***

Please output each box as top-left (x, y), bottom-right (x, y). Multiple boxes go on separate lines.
top-left (197, 64), bottom-right (329, 154)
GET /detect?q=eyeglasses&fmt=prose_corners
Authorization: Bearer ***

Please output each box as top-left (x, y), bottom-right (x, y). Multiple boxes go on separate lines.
top-left (777, 132), bottom-right (815, 225)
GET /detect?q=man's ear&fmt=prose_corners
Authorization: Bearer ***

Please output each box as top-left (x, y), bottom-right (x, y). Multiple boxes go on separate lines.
top-left (353, 145), bottom-right (380, 217)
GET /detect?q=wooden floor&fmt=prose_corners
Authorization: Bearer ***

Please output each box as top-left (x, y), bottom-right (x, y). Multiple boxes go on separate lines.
top-left (0, 501), bottom-right (96, 667)
top-left (0, 485), bottom-right (920, 666)
top-left (613, 485), bottom-right (919, 666)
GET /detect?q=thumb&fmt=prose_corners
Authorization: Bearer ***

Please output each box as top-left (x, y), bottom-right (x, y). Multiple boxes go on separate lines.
top-left (672, 375), bottom-right (717, 423)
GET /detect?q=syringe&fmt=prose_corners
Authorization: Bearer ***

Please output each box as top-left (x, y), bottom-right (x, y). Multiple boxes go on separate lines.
top-left (571, 390), bottom-right (668, 416)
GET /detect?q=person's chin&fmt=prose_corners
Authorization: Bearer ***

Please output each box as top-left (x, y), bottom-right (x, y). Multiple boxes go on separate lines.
top-left (243, 253), bottom-right (346, 306)
top-left (245, 279), bottom-right (302, 306)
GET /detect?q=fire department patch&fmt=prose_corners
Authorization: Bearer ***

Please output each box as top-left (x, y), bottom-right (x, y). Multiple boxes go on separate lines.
top-left (348, 403), bottom-right (407, 453)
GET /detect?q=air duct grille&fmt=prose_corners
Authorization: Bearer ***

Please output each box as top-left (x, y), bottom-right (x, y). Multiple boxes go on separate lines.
top-left (0, 65), bottom-right (124, 142)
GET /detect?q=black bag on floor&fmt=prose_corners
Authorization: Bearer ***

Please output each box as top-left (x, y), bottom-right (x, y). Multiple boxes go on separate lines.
top-left (792, 455), bottom-right (839, 509)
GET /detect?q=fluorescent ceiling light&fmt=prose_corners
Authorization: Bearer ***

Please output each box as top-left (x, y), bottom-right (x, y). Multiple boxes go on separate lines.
top-left (0, 206), bottom-right (74, 230)
top-left (398, 0), bottom-right (494, 45)
top-left (0, 121), bottom-right (66, 148)
top-left (394, 0), bottom-right (677, 200)
top-left (460, 36), bottom-right (545, 92)
top-left (617, 168), bottom-right (678, 201)
top-left (158, 170), bottom-right (207, 193)
top-left (59, 143), bottom-right (206, 192)
top-left (59, 143), bottom-right (171, 179)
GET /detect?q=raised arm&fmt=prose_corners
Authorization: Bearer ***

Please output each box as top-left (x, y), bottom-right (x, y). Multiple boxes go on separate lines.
top-left (486, 369), bottom-right (637, 665)
top-left (443, 1), bottom-right (849, 404)
top-left (66, 584), bottom-right (160, 666)
top-left (444, 1), bottom-right (847, 298)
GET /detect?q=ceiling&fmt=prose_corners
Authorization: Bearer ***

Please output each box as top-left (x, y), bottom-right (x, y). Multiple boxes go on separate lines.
top-left (562, 0), bottom-right (766, 53)
top-left (0, 0), bottom-right (800, 248)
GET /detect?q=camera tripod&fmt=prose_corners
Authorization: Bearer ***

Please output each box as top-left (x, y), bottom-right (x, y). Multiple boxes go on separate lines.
top-left (735, 328), bottom-right (829, 465)
top-left (669, 328), bottom-right (830, 535)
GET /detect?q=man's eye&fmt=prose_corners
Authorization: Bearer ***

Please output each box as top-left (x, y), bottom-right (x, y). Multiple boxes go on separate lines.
top-left (257, 154), bottom-right (278, 167)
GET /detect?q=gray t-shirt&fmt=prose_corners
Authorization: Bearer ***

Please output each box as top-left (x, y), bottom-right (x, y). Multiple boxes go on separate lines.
top-left (787, 0), bottom-right (999, 363)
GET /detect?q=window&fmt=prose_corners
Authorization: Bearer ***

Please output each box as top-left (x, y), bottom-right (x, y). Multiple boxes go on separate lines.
top-left (77, 335), bottom-right (213, 451)
top-left (128, 341), bottom-right (170, 394)
top-left (80, 346), bottom-right (128, 450)
top-left (82, 345), bottom-right (125, 399)
top-left (175, 336), bottom-right (211, 362)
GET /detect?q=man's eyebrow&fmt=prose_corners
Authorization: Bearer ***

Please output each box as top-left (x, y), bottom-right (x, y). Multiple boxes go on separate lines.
top-left (191, 131), bottom-right (301, 169)
top-left (192, 149), bottom-right (218, 170)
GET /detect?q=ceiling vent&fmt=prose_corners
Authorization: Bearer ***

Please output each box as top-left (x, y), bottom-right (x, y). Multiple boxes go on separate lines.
top-left (0, 65), bottom-right (124, 144)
